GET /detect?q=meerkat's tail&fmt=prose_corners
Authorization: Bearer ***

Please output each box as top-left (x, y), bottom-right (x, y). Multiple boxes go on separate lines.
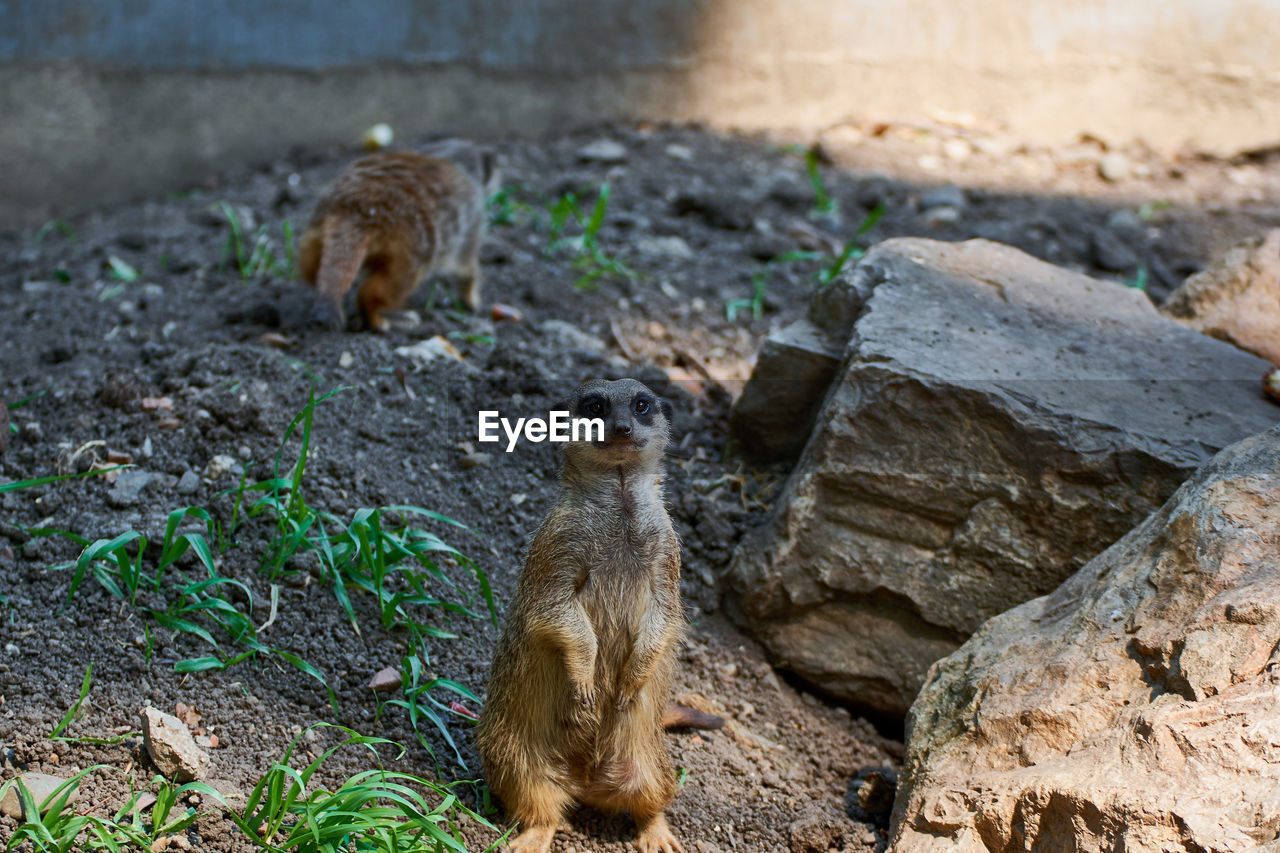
top-left (662, 703), bottom-right (725, 731)
top-left (311, 216), bottom-right (372, 329)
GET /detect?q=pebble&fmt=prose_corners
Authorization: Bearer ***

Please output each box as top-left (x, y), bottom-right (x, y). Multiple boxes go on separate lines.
top-left (1106, 209), bottom-right (1143, 231)
top-left (205, 455), bottom-right (239, 480)
top-left (919, 185), bottom-right (966, 211)
top-left (1098, 152), bottom-right (1131, 182)
top-left (367, 667), bottom-right (402, 693)
top-left (175, 471), bottom-right (200, 496)
top-left (942, 137), bottom-right (972, 161)
top-left (0, 772), bottom-right (74, 818)
top-left (338, 351), bottom-right (355, 368)
top-left (394, 336), bottom-right (464, 365)
top-left (510, 493), bottom-right (528, 506)
top-left (923, 206), bottom-right (961, 227)
top-left (1089, 229), bottom-right (1136, 272)
top-left (140, 707), bottom-right (211, 782)
top-left (458, 452), bottom-right (493, 470)
top-left (361, 123), bottom-right (394, 150)
top-left (577, 139), bottom-right (628, 164)
top-left (664, 144), bottom-right (694, 161)
top-left (108, 469), bottom-right (154, 507)
top-left (635, 235), bottom-right (695, 260)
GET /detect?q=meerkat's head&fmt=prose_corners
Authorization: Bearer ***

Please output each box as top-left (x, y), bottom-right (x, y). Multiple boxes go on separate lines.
top-left (416, 139), bottom-right (502, 196)
top-left (561, 378), bottom-right (673, 470)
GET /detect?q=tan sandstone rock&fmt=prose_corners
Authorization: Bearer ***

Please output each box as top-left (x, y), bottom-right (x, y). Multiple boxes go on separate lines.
top-left (728, 238), bottom-right (1278, 715)
top-left (140, 706), bottom-right (211, 782)
top-left (891, 425), bottom-right (1280, 852)
top-left (1162, 229), bottom-right (1280, 365)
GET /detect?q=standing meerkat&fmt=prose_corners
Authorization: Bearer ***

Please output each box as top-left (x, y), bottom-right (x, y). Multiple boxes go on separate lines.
top-left (297, 139), bottom-right (498, 331)
top-left (477, 379), bottom-right (701, 853)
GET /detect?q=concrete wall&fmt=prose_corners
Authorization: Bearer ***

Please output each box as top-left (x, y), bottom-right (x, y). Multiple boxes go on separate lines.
top-left (4, 0), bottom-right (1280, 227)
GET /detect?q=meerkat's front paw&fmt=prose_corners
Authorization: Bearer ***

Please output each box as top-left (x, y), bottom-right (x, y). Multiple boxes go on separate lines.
top-left (572, 683), bottom-right (597, 709)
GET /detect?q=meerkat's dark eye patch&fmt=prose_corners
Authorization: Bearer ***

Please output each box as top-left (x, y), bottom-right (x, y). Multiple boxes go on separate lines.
top-left (633, 394), bottom-right (657, 424)
top-left (579, 394), bottom-right (608, 418)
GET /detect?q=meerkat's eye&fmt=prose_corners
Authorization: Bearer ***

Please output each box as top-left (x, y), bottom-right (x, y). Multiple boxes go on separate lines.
top-left (634, 398), bottom-right (650, 415)
top-left (583, 397), bottom-right (605, 417)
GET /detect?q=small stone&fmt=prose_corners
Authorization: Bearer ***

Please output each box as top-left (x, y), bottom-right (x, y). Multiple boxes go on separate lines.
top-left (664, 144), bottom-right (694, 161)
top-left (1106, 209), bottom-right (1144, 231)
top-left (458, 452), bottom-right (493, 470)
top-left (21, 281), bottom-right (50, 294)
top-left (942, 137), bottom-right (972, 161)
top-left (577, 139), bottom-right (628, 164)
top-left (205, 455), bottom-right (238, 481)
top-left (919, 185), bottom-right (966, 211)
top-left (338, 351), bottom-right (355, 368)
top-left (387, 309), bottom-right (422, 331)
top-left (1099, 152), bottom-right (1131, 182)
top-left (140, 396), bottom-right (174, 412)
top-left (108, 470), bottom-right (155, 507)
top-left (1265, 368), bottom-right (1280, 405)
top-left (394, 336), bottom-right (464, 365)
top-left (923, 206), bottom-right (960, 227)
top-left (491, 303), bottom-right (523, 323)
top-left (368, 667), bottom-right (402, 693)
top-left (638, 235), bottom-right (694, 260)
top-left (361, 123), bottom-right (394, 150)
top-left (0, 772), bottom-right (75, 819)
top-left (511, 493), bottom-right (527, 506)
top-left (140, 707), bottom-right (211, 782)
top-left (175, 471), bottom-right (200, 495)
top-left (1090, 229), bottom-right (1137, 272)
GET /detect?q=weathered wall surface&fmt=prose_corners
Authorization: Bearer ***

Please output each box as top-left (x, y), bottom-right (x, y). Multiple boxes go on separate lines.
top-left (4, 0), bottom-right (1280, 226)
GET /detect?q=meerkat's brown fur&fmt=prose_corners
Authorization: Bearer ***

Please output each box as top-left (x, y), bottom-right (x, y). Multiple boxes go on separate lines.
top-left (297, 140), bottom-right (497, 330)
top-left (477, 379), bottom-right (692, 853)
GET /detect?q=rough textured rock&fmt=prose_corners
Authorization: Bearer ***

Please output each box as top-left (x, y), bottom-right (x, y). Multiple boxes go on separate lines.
top-left (731, 272), bottom-right (870, 461)
top-left (729, 238), bottom-right (1279, 715)
top-left (0, 772), bottom-right (75, 818)
top-left (891, 425), bottom-right (1280, 853)
top-left (140, 706), bottom-right (211, 782)
top-left (1162, 229), bottom-right (1280, 365)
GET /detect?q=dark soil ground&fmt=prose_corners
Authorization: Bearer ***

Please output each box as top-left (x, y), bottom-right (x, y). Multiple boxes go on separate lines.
top-left (1, 122), bottom-right (1277, 853)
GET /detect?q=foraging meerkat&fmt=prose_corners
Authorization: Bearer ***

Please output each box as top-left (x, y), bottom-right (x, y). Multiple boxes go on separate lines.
top-left (477, 379), bottom-right (697, 853)
top-left (297, 139), bottom-right (498, 330)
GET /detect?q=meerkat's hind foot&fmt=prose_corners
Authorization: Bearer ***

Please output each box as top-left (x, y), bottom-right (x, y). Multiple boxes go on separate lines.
top-left (636, 813), bottom-right (683, 853)
top-left (504, 824), bottom-right (556, 853)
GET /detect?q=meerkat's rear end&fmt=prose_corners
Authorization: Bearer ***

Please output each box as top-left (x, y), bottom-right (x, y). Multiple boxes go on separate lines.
top-left (298, 141), bottom-right (497, 330)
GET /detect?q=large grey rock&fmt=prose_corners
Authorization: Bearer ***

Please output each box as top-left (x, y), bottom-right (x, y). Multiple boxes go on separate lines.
top-left (731, 273), bottom-right (870, 461)
top-left (729, 238), bottom-right (1278, 715)
top-left (891, 426), bottom-right (1280, 852)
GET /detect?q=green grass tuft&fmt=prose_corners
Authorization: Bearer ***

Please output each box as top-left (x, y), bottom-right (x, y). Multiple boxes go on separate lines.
top-left (216, 202), bottom-right (298, 280)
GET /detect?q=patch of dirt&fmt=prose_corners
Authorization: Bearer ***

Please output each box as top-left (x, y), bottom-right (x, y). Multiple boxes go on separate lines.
top-left (1, 123), bottom-right (1276, 852)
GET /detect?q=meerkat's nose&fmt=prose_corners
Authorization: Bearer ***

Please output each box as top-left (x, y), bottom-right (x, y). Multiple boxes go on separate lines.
top-left (614, 422), bottom-right (633, 437)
